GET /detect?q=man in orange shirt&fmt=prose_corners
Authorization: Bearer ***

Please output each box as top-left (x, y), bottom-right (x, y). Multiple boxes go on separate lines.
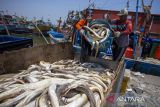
top-left (110, 9), bottom-right (133, 61)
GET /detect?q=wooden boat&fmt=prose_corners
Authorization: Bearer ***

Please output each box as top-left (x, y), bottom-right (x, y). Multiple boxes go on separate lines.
top-left (31, 20), bottom-right (52, 33)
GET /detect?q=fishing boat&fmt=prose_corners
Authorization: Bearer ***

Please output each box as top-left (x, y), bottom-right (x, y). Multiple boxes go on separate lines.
top-left (0, 23), bottom-right (16, 34)
top-left (47, 29), bottom-right (67, 44)
top-left (13, 24), bottom-right (32, 34)
top-left (0, 16), bottom-right (15, 34)
top-left (12, 15), bottom-right (33, 34)
top-left (0, 35), bottom-right (33, 53)
top-left (31, 20), bottom-right (52, 34)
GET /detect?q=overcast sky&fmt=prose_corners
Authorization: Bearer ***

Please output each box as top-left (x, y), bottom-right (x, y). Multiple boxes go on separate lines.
top-left (0, 0), bottom-right (160, 24)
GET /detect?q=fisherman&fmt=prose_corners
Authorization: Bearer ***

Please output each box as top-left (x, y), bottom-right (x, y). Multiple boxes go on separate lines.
top-left (75, 9), bottom-right (92, 62)
top-left (106, 8), bottom-right (133, 61)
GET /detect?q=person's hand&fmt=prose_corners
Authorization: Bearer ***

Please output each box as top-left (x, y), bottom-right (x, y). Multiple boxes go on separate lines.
top-left (113, 31), bottom-right (121, 37)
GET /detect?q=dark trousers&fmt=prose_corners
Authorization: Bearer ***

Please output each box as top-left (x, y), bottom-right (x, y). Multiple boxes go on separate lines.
top-left (80, 38), bottom-right (92, 62)
top-left (112, 40), bottom-right (127, 61)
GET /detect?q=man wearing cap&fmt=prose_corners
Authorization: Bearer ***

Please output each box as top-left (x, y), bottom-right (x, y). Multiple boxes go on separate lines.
top-left (110, 8), bottom-right (132, 61)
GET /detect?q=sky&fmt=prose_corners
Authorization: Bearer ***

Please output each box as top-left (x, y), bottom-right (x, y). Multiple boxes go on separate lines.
top-left (0, 0), bottom-right (160, 24)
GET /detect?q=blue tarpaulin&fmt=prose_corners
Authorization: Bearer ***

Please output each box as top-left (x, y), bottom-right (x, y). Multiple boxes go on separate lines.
top-left (47, 29), bottom-right (64, 38)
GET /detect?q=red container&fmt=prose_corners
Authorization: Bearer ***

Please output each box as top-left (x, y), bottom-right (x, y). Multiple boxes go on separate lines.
top-left (154, 46), bottom-right (160, 60)
top-left (125, 47), bottom-right (133, 58)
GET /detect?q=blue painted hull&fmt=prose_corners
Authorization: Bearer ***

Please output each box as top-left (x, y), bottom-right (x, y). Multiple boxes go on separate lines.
top-left (47, 29), bottom-right (66, 44)
top-left (125, 58), bottom-right (160, 76)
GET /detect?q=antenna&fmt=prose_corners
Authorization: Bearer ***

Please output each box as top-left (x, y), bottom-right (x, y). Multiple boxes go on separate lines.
top-left (150, 0), bottom-right (154, 7)
top-left (126, 0), bottom-right (130, 10)
top-left (88, 0), bottom-right (95, 9)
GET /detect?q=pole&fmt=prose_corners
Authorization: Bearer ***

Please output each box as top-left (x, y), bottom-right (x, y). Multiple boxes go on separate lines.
top-left (133, 0), bottom-right (139, 59)
top-left (126, 0), bottom-right (130, 10)
top-left (0, 11), bottom-right (10, 35)
top-left (32, 21), bottom-right (49, 44)
top-left (149, 16), bottom-right (154, 33)
top-left (134, 0), bottom-right (139, 32)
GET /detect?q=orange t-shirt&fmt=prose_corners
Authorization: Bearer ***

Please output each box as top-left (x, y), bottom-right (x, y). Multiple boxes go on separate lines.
top-left (75, 19), bottom-right (86, 30)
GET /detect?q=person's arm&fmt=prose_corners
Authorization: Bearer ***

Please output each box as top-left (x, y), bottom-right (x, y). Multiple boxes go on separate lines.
top-left (110, 19), bottom-right (120, 37)
top-left (75, 19), bottom-right (90, 43)
top-left (121, 20), bottom-right (132, 35)
top-left (110, 19), bottom-right (117, 24)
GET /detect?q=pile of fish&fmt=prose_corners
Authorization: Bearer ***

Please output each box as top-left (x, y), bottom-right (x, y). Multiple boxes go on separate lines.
top-left (0, 60), bottom-right (116, 107)
top-left (81, 20), bottom-right (112, 57)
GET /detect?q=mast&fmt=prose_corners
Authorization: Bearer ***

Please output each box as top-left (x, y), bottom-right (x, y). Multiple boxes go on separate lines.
top-left (126, 0), bottom-right (130, 10)
top-left (0, 11), bottom-right (10, 35)
top-left (133, 0), bottom-right (139, 59)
